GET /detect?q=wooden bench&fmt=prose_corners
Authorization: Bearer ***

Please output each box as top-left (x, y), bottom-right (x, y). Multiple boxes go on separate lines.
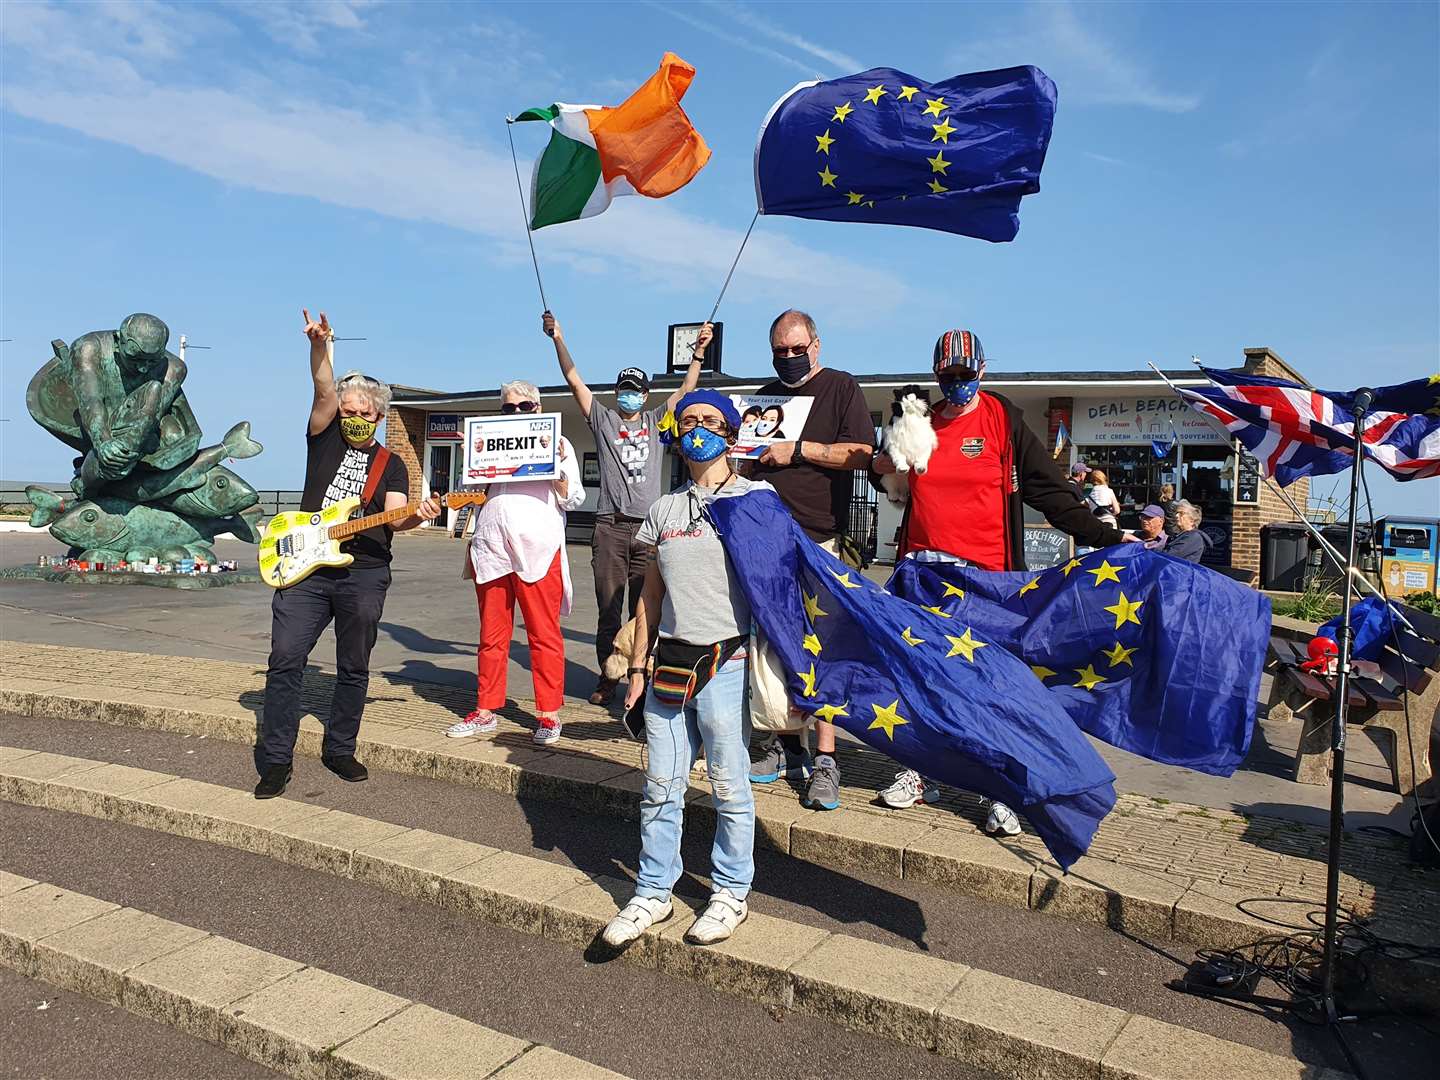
top-left (1265, 602), bottom-right (1440, 795)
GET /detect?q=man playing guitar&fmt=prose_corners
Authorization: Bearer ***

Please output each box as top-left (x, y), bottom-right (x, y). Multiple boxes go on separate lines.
top-left (254, 309), bottom-right (441, 799)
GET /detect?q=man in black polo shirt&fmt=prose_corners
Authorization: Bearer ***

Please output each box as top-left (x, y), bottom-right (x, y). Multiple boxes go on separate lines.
top-left (748, 308), bottom-right (875, 811)
top-left (254, 309), bottom-right (440, 799)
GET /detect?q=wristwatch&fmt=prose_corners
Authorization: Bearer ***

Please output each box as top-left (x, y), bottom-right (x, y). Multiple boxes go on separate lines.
top-left (793, 440), bottom-right (807, 466)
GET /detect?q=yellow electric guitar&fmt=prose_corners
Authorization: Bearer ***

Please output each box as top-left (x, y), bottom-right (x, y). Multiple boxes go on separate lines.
top-left (258, 491), bottom-right (487, 588)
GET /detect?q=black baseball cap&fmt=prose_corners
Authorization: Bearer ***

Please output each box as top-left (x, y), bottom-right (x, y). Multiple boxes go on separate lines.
top-left (616, 367), bottom-right (650, 392)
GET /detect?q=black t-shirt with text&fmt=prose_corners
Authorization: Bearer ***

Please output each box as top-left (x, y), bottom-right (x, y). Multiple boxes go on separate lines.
top-left (300, 419), bottom-right (410, 567)
top-left (750, 367), bottom-right (875, 540)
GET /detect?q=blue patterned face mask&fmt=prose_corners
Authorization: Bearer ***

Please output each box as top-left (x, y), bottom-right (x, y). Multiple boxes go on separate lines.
top-left (617, 391), bottom-right (647, 414)
top-left (679, 426), bottom-right (729, 462)
top-left (939, 373), bottom-right (981, 407)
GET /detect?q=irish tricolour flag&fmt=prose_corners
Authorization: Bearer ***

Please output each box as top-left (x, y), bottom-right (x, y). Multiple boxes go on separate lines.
top-left (514, 53), bottom-right (711, 230)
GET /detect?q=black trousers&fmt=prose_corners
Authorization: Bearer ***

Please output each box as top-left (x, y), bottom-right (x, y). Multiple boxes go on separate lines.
top-left (257, 564), bottom-right (391, 771)
top-left (591, 514), bottom-right (649, 670)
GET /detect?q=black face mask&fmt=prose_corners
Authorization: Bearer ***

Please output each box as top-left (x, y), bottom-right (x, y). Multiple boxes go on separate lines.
top-left (772, 353), bottom-right (812, 386)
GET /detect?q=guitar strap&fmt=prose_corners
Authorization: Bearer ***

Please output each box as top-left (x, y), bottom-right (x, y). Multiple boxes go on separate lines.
top-left (360, 445), bottom-right (392, 512)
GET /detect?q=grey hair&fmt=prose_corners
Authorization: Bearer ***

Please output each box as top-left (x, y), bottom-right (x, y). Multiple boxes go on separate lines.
top-left (1175, 499), bottom-right (1203, 526)
top-left (769, 308), bottom-right (818, 343)
top-left (334, 370), bottom-right (391, 414)
top-left (500, 379), bottom-right (540, 403)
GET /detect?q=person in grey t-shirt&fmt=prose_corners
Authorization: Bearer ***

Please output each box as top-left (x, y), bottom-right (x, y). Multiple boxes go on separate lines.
top-left (542, 311), bottom-right (710, 705)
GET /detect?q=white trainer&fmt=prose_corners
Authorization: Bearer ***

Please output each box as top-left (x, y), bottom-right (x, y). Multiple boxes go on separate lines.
top-left (601, 895), bottom-right (673, 947)
top-left (446, 711), bottom-right (498, 738)
top-left (984, 800), bottom-right (1022, 836)
top-left (879, 769), bottom-right (940, 809)
top-left (685, 888), bottom-right (748, 945)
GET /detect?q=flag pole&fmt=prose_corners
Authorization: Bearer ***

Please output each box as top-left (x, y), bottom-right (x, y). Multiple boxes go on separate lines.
top-left (707, 210), bottom-right (760, 324)
top-left (504, 116), bottom-right (550, 312)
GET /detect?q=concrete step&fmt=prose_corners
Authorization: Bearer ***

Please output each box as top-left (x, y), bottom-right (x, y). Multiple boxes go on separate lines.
top-left (0, 746), bottom-right (1349, 1080)
top-left (0, 869), bottom-right (629, 1080)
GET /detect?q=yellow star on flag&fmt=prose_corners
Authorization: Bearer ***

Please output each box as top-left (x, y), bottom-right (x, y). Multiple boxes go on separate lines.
top-left (1103, 591), bottom-right (1144, 630)
top-left (818, 166), bottom-right (838, 188)
top-left (927, 151), bottom-right (951, 175)
top-left (897, 85), bottom-right (920, 101)
top-left (803, 591), bottom-right (828, 621)
top-left (1030, 664), bottom-right (1057, 680)
top-left (922, 605), bottom-right (952, 618)
top-left (1018, 577), bottom-right (1041, 596)
top-left (863, 84), bottom-right (888, 104)
top-left (1086, 560), bottom-right (1123, 586)
top-left (846, 191), bottom-right (865, 205)
top-left (829, 569), bottom-right (863, 588)
top-left (832, 101), bottom-right (855, 122)
top-left (945, 628), bottom-right (988, 662)
top-left (928, 179), bottom-right (948, 194)
top-left (688, 433), bottom-right (706, 449)
top-left (869, 699), bottom-right (909, 739)
top-left (813, 701), bottom-right (849, 723)
top-left (1428, 373), bottom-right (1440, 384)
top-left (815, 129), bottom-right (835, 153)
top-left (803, 633), bottom-right (823, 656)
top-left (1103, 641), bottom-right (1137, 668)
top-left (796, 663), bottom-right (819, 698)
top-left (931, 118), bottom-right (957, 143)
top-left (942, 582), bottom-right (966, 599)
top-left (922, 97), bottom-right (948, 116)
top-left (901, 626), bottom-right (925, 646)
top-left (1060, 558), bottom-right (1082, 577)
top-left (1074, 664), bottom-right (1106, 691)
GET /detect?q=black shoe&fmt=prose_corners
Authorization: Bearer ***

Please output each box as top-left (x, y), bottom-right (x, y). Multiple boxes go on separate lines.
top-left (322, 755), bottom-right (369, 782)
top-left (254, 765), bottom-right (292, 799)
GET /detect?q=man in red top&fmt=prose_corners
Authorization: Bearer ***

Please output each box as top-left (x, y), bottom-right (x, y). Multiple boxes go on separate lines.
top-left (873, 328), bottom-right (1127, 832)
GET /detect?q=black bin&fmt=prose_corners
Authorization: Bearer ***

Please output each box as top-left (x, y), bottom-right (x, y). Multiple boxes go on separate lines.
top-left (1261, 523), bottom-right (1309, 592)
top-left (1306, 523), bottom-right (1374, 590)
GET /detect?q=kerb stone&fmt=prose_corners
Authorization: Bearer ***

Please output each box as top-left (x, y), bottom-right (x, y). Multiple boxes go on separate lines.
top-left (43, 762), bottom-right (174, 817)
top-left (437, 851), bottom-right (590, 934)
top-left (1172, 881), bottom-right (1276, 952)
top-left (0, 871), bottom-right (37, 898)
top-left (657, 908), bottom-right (829, 1008)
top-left (116, 779), bottom-right (327, 854)
top-left (351, 830), bottom-right (498, 902)
top-left (1100, 1013), bottom-right (1339, 1080)
top-left (903, 827), bottom-right (1040, 908)
top-left (491, 1045), bottom-right (632, 1080)
top-left (0, 884), bottom-right (118, 975)
top-left (1031, 857), bottom-right (1192, 940)
top-left (329, 1002), bottom-right (529, 1080)
top-left (269, 811), bottom-right (411, 877)
top-left (791, 808), bottom-right (936, 879)
top-left (32, 907), bottom-right (208, 1005)
top-left (542, 875), bottom-right (665, 969)
top-left (0, 750), bottom-right (102, 804)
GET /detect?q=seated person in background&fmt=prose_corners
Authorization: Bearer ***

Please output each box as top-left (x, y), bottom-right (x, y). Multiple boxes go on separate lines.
top-left (1137, 505), bottom-right (1168, 551)
top-left (1166, 500), bottom-right (1210, 563)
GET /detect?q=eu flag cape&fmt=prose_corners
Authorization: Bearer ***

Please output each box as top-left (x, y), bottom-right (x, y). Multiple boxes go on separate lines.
top-left (710, 490), bottom-right (1115, 869)
top-left (888, 548), bottom-right (1271, 777)
top-left (754, 66), bottom-right (1056, 242)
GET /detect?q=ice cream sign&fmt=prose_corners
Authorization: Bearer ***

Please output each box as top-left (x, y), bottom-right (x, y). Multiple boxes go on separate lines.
top-left (1071, 395), bottom-right (1229, 445)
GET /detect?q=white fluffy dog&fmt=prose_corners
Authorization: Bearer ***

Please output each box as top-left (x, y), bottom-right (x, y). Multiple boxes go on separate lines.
top-left (880, 384), bottom-right (938, 505)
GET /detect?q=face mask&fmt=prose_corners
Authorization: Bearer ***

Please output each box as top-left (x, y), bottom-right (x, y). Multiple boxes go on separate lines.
top-left (938, 374), bottom-right (980, 408)
top-left (679, 426), bottom-right (729, 463)
top-left (753, 419), bottom-right (778, 437)
top-left (773, 353), bottom-right (813, 387)
top-left (339, 415), bottom-right (379, 446)
top-left (617, 391), bottom-right (646, 414)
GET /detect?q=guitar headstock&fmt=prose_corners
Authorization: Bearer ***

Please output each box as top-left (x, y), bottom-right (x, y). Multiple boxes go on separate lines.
top-left (445, 491), bottom-right (488, 509)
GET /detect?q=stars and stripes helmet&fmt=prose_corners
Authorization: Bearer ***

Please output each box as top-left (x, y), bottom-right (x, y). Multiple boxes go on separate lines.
top-left (932, 329), bottom-right (985, 377)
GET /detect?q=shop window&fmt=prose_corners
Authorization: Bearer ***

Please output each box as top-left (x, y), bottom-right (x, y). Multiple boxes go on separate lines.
top-left (1073, 446), bottom-right (1177, 528)
top-left (1179, 444), bottom-right (1235, 524)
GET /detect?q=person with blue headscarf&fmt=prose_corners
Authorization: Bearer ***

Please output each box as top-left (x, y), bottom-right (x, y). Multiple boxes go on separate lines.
top-left (602, 390), bottom-right (772, 949)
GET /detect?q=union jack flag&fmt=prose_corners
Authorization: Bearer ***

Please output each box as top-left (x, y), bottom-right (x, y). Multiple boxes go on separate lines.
top-left (1175, 368), bottom-right (1440, 485)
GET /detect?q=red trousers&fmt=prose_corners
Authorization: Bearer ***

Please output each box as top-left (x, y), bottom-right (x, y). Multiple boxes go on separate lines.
top-left (475, 552), bottom-right (565, 713)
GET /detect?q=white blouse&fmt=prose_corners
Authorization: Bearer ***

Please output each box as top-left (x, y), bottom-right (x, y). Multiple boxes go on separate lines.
top-left (466, 435), bottom-right (586, 614)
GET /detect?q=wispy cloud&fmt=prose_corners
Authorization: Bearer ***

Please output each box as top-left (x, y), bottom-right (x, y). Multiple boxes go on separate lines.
top-left (1083, 151), bottom-right (1128, 166)
top-left (699, 1), bottom-right (863, 73)
top-left (949, 1), bottom-right (1199, 114)
top-left (1220, 40), bottom-right (1361, 159)
top-left (640, 1), bottom-right (827, 78)
top-left (225, 0), bottom-right (377, 55)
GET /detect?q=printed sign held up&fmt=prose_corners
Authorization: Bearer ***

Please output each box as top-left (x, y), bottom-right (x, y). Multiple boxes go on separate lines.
top-left (463, 414), bottom-right (560, 484)
top-left (727, 394), bottom-right (816, 460)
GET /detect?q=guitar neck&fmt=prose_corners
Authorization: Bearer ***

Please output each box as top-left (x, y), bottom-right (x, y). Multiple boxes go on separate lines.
top-left (328, 504), bottom-right (415, 540)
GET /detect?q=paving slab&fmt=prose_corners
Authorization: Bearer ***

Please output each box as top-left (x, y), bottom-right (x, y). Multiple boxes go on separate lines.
top-left (656, 907), bottom-right (830, 1008)
top-left (789, 932), bottom-right (969, 1049)
top-left (0, 870), bottom-right (37, 898)
top-left (0, 883), bottom-right (118, 974)
top-left (269, 810), bottom-right (412, 876)
top-left (937, 967), bottom-right (1130, 1080)
top-left (329, 1002), bottom-right (529, 1080)
top-left (124, 935), bottom-right (307, 1042)
top-left (31, 907), bottom-right (209, 1004)
top-left (219, 965), bottom-right (409, 1079)
top-left (490, 1044), bottom-right (632, 1080)
top-left (437, 849), bottom-right (591, 934)
top-left (790, 806), bottom-right (937, 879)
top-left (0, 743), bottom-right (41, 763)
top-left (1100, 1013), bottom-right (1342, 1080)
top-left (1031, 856), bottom-right (1193, 940)
top-left (351, 829), bottom-right (498, 901)
top-left (903, 826), bottom-right (1041, 907)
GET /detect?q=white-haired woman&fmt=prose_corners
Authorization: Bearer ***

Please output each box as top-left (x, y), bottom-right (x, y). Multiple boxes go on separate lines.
top-left (446, 380), bottom-right (584, 744)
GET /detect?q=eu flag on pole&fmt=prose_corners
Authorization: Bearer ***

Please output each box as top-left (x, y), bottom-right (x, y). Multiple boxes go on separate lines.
top-left (888, 547), bottom-right (1272, 777)
top-left (709, 490), bottom-right (1115, 869)
top-left (754, 66), bottom-right (1056, 242)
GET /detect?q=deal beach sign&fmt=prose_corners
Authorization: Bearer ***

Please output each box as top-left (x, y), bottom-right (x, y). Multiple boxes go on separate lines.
top-left (463, 414), bottom-right (560, 483)
top-left (1070, 395), bottom-right (1228, 446)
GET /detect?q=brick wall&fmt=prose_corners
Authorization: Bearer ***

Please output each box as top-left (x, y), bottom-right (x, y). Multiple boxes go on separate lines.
top-left (387, 405), bottom-right (427, 503)
top-left (1228, 348), bottom-right (1311, 576)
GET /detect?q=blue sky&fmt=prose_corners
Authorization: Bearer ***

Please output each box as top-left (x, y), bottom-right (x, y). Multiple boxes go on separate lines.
top-left (2, 0), bottom-right (1436, 516)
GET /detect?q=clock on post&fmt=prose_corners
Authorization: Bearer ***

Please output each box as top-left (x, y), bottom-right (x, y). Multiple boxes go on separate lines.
top-left (666, 321), bottom-right (723, 375)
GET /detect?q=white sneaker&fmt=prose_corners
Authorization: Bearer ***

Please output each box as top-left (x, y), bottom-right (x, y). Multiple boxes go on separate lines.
top-left (685, 888), bottom-right (748, 945)
top-left (879, 769), bottom-right (940, 809)
top-left (601, 895), bottom-right (672, 947)
top-left (984, 800), bottom-right (1022, 836)
top-left (533, 716), bottom-right (562, 745)
top-left (446, 711), bottom-right (498, 738)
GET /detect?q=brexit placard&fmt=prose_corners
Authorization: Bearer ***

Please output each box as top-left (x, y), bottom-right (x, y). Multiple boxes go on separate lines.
top-left (463, 414), bottom-right (560, 484)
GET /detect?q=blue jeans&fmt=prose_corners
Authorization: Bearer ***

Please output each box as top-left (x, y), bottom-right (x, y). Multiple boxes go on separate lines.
top-left (636, 654), bottom-right (754, 900)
